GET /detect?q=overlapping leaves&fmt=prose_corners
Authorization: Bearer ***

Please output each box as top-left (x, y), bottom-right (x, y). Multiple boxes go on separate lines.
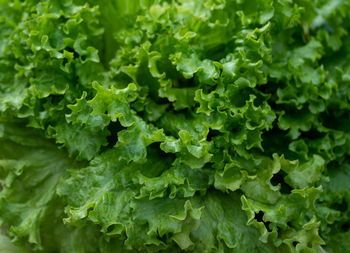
top-left (1, 0), bottom-right (350, 252)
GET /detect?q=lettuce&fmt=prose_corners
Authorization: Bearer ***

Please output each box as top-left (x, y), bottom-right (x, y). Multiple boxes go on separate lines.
top-left (1, 0), bottom-right (350, 252)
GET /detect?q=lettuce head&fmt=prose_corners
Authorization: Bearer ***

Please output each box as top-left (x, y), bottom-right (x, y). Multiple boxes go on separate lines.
top-left (1, 0), bottom-right (350, 252)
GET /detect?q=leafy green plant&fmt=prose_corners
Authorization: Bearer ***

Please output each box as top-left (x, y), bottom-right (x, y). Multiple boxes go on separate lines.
top-left (1, 0), bottom-right (350, 252)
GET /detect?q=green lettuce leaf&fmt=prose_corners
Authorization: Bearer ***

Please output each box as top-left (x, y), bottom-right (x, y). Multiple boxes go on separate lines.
top-left (1, 0), bottom-right (350, 252)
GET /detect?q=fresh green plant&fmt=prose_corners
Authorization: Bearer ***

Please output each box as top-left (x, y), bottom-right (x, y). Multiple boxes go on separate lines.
top-left (1, 0), bottom-right (350, 252)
